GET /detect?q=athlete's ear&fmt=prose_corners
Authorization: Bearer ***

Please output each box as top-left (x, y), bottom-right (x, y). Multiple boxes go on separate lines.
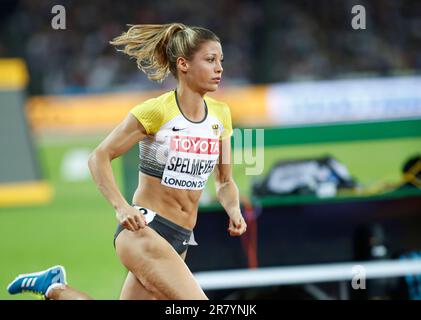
top-left (176, 57), bottom-right (189, 74)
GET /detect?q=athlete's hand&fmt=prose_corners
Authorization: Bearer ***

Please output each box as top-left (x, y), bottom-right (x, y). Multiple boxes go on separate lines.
top-left (227, 210), bottom-right (247, 236)
top-left (116, 205), bottom-right (147, 232)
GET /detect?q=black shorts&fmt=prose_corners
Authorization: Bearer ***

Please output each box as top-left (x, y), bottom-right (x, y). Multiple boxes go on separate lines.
top-left (113, 205), bottom-right (198, 255)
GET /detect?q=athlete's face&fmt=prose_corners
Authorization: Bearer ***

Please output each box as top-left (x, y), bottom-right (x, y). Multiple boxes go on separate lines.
top-left (181, 41), bottom-right (224, 93)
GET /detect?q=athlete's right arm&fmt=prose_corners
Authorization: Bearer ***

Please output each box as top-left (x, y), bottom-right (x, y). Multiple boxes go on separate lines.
top-left (88, 113), bottom-right (147, 231)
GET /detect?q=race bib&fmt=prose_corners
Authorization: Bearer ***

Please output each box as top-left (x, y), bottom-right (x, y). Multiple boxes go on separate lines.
top-left (161, 135), bottom-right (220, 190)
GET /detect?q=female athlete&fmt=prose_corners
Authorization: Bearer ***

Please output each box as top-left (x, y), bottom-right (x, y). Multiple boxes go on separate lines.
top-left (7, 23), bottom-right (247, 300)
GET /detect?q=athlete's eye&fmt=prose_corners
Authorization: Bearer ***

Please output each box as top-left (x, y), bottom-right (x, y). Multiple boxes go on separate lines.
top-left (207, 58), bottom-right (215, 62)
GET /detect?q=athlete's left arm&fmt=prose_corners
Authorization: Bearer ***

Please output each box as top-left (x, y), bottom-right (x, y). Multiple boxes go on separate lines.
top-left (214, 137), bottom-right (247, 236)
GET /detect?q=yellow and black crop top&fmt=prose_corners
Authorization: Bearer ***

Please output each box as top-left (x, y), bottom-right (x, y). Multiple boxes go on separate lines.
top-left (130, 90), bottom-right (233, 190)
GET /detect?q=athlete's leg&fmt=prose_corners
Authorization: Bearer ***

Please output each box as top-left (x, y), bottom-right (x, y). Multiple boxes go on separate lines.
top-left (47, 284), bottom-right (93, 300)
top-left (119, 248), bottom-right (189, 300)
top-left (119, 272), bottom-right (156, 300)
top-left (115, 227), bottom-right (207, 300)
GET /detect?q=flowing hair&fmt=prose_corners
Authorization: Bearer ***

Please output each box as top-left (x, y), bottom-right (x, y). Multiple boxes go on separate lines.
top-left (110, 23), bottom-right (220, 82)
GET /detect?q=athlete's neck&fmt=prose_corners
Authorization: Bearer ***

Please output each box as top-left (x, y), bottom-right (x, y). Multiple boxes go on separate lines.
top-left (175, 85), bottom-right (206, 122)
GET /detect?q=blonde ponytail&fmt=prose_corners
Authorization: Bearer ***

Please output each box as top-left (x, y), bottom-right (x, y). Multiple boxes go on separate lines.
top-left (110, 23), bottom-right (220, 82)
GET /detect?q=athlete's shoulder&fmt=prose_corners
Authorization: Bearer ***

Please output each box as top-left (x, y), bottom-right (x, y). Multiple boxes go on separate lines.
top-left (205, 95), bottom-right (233, 140)
top-left (204, 95), bottom-right (231, 121)
top-left (204, 95), bottom-right (229, 109)
top-left (152, 90), bottom-right (175, 105)
top-left (130, 91), bottom-right (174, 134)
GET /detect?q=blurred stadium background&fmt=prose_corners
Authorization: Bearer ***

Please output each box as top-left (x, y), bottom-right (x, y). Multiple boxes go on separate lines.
top-left (1, 0), bottom-right (421, 300)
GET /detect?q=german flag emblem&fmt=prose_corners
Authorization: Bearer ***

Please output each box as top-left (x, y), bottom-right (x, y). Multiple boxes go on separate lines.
top-left (212, 124), bottom-right (220, 136)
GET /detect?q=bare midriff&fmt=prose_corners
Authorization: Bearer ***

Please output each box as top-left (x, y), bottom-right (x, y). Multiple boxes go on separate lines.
top-left (131, 172), bottom-right (203, 230)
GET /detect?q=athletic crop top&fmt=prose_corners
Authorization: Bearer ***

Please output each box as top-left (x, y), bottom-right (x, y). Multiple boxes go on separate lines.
top-left (130, 90), bottom-right (233, 190)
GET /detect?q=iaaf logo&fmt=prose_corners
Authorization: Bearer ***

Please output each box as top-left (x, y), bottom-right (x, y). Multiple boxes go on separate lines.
top-left (171, 136), bottom-right (219, 155)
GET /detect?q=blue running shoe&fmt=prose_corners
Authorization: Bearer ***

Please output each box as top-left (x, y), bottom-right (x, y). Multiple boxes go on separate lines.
top-left (7, 265), bottom-right (67, 298)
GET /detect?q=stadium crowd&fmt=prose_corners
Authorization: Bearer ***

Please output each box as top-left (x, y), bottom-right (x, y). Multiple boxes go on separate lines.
top-left (0, 0), bottom-right (420, 94)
